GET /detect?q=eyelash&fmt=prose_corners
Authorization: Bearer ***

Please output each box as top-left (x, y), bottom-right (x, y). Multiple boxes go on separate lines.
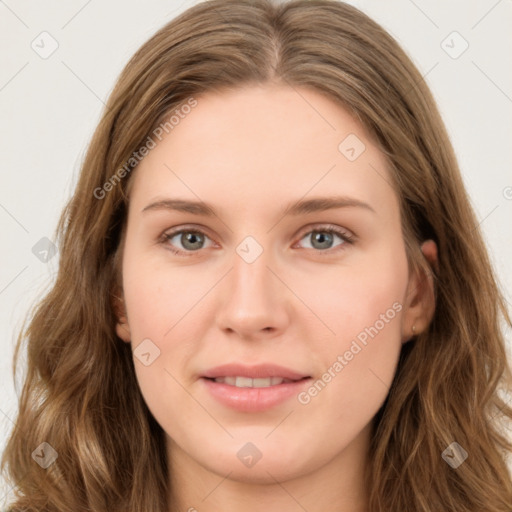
top-left (159, 224), bottom-right (355, 257)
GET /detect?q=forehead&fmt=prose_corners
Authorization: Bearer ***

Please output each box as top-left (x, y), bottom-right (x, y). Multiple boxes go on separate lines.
top-left (128, 84), bottom-right (398, 221)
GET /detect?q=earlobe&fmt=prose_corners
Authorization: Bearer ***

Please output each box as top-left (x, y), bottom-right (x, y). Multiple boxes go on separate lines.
top-left (115, 318), bottom-right (131, 343)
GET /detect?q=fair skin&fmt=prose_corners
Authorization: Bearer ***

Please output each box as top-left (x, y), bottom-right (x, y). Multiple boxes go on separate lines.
top-left (115, 84), bottom-right (437, 512)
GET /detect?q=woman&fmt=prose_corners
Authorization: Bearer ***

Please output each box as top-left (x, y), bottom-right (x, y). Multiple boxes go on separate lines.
top-left (2, 0), bottom-right (511, 510)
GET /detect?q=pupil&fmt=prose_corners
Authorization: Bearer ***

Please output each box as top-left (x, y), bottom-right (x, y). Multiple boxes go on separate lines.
top-left (183, 232), bottom-right (202, 250)
top-left (313, 232), bottom-right (332, 250)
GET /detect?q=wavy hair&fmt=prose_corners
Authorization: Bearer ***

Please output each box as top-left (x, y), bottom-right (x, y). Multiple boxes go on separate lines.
top-left (2, 0), bottom-right (512, 510)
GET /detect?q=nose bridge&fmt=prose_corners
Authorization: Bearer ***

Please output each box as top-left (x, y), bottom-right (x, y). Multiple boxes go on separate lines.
top-left (216, 234), bottom-right (287, 335)
top-left (230, 234), bottom-right (276, 304)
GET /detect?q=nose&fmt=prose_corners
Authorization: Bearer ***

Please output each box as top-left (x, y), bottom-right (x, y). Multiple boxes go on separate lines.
top-left (215, 240), bottom-right (290, 340)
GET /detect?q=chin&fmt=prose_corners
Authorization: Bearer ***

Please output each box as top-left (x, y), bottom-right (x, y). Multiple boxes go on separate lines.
top-left (192, 437), bottom-right (317, 484)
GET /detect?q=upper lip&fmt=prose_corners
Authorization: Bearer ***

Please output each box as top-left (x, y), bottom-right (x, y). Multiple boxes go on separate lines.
top-left (202, 363), bottom-right (310, 381)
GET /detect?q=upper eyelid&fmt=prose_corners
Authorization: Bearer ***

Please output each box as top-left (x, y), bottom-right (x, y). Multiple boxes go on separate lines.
top-left (296, 223), bottom-right (353, 238)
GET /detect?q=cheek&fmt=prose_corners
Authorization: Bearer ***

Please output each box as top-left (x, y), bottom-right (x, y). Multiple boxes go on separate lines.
top-left (297, 247), bottom-right (408, 342)
top-left (297, 249), bottom-right (408, 420)
top-left (122, 255), bottom-right (206, 430)
top-left (122, 252), bottom-right (208, 341)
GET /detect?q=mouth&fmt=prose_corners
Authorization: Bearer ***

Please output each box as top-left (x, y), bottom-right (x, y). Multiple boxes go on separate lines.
top-left (200, 374), bottom-right (312, 412)
top-left (200, 363), bottom-right (312, 411)
top-left (202, 376), bottom-right (310, 388)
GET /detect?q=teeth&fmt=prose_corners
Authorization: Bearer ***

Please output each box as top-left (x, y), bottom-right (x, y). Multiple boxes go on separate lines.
top-left (213, 376), bottom-right (293, 387)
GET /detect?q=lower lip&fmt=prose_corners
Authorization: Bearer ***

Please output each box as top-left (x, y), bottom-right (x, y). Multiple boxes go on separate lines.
top-left (201, 377), bottom-right (312, 412)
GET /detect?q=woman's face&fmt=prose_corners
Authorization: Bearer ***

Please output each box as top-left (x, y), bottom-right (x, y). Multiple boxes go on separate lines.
top-left (116, 84), bottom-right (433, 486)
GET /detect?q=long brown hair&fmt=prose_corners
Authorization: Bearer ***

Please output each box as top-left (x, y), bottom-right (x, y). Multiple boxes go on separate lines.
top-left (2, 1), bottom-right (512, 510)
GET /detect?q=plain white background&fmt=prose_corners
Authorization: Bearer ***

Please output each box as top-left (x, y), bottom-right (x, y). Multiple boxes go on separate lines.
top-left (1, 0), bottom-right (511, 501)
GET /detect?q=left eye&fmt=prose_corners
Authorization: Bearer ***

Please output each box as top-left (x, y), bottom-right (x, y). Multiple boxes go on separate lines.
top-left (296, 227), bottom-right (353, 251)
top-left (160, 225), bottom-right (354, 256)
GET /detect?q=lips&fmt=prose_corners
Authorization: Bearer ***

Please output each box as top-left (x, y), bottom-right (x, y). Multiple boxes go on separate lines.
top-left (200, 363), bottom-right (312, 411)
top-left (201, 363), bottom-right (310, 381)
top-left (211, 376), bottom-right (296, 387)
top-left (201, 375), bottom-right (311, 412)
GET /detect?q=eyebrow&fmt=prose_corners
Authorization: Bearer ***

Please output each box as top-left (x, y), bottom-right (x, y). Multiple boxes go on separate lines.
top-left (142, 195), bottom-right (376, 217)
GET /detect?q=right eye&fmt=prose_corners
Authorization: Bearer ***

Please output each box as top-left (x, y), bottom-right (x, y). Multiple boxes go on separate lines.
top-left (160, 227), bottom-right (216, 256)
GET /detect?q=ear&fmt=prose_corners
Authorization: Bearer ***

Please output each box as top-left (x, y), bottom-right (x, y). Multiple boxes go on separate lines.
top-left (112, 288), bottom-right (131, 343)
top-left (401, 239), bottom-right (438, 344)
